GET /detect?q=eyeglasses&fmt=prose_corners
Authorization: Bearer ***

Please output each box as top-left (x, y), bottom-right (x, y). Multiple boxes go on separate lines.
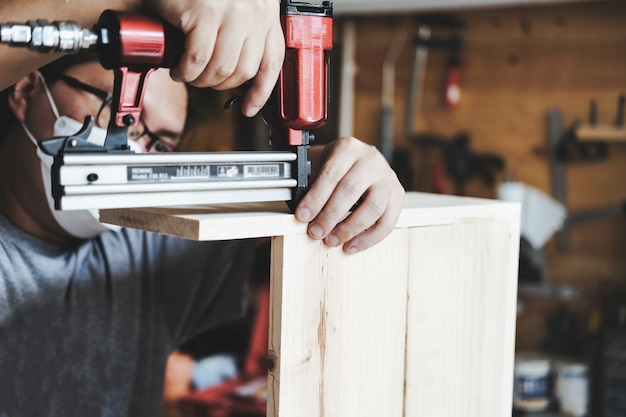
top-left (46, 72), bottom-right (112, 129)
top-left (46, 72), bottom-right (173, 153)
top-left (128, 119), bottom-right (170, 153)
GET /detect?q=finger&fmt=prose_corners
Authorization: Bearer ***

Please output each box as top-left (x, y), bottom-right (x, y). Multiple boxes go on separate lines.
top-left (306, 163), bottom-right (370, 242)
top-left (294, 143), bottom-right (354, 224)
top-left (342, 192), bottom-right (404, 254)
top-left (192, 23), bottom-right (248, 88)
top-left (342, 209), bottom-right (396, 255)
top-left (212, 36), bottom-right (263, 91)
top-left (241, 22), bottom-right (285, 117)
top-left (322, 188), bottom-right (387, 247)
top-left (295, 139), bottom-right (351, 223)
top-left (171, 21), bottom-right (219, 83)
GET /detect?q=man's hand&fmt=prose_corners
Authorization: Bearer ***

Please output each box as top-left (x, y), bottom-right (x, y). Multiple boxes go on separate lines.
top-left (296, 137), bottom-right (405, 254)
top-left (146, 0), bottom-right (285, 117)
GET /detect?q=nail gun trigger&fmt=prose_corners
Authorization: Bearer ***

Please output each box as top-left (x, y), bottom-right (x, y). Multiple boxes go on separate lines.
top-left (223, 95), bottom-right (242, 110)
top-left (223, 81), bottom-right (254, 110)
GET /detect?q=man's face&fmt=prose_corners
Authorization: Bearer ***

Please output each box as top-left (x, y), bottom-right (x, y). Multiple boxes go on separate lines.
top-left (3, 60), bottom-right (189, 241)
top-left (25, 61), bottom-right (188, 152)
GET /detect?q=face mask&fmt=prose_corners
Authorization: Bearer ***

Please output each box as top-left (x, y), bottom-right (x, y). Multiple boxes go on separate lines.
top-left (21, 73), bottom-right (139, 239)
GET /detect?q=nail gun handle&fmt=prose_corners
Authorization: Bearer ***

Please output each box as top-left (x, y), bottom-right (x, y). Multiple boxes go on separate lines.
top-left (94, 10), bottom-right (185, 142)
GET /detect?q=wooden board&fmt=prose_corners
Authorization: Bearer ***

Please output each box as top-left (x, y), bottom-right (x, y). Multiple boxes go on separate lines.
top-left (268, 231), bottom-right (409, 417)
top-left (405, 221), bottom-right (519, 417)
top-left (100, 192), bottom-right (519, 241)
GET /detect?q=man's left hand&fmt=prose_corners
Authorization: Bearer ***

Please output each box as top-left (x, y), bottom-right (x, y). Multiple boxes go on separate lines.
top-left (295, 137), bottom-right (405, 254)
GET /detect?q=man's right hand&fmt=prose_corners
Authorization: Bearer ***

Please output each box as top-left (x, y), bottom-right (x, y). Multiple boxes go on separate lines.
top-left (146, 0), bottom-right (285, 117)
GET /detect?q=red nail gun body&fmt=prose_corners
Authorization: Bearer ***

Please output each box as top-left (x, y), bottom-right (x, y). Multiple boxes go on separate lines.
top-left (277, 1), bottom-right (333, 145)
top-left (268, 1), bottom-right (333, 205)
top-left (1, 1), bottom-right (333, 212)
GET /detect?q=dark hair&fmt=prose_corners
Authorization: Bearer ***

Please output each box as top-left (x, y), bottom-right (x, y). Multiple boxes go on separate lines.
top-left (0, 53), bottom-right (101, 146)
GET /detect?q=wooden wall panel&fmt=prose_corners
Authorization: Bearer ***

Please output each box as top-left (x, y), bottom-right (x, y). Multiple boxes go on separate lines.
top-left (348, 1), bottom-right (626, 202)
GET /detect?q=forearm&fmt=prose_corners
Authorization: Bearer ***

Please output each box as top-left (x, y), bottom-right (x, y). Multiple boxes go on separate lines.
top-left (0, 0), bottom-right (141, 90)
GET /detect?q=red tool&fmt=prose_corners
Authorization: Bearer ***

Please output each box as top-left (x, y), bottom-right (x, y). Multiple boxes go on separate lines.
top-left (0, 0), bottom-right (333, 212)
top-left (258, 0), bottom-right (333, 207)
top-left (93, 10), bottom-right (185, 151)
top-left (277, 1), bottom-right (333, 145)
top-left (94, 2), bottom-right (333, 151)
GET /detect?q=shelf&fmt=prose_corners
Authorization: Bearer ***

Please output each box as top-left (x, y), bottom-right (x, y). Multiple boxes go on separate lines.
top-left (575, 124), bottom-right (626, 143)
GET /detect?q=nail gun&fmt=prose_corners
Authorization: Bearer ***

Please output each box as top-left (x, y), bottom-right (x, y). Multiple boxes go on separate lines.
top-left (0, 1), bottom-right (333, 212)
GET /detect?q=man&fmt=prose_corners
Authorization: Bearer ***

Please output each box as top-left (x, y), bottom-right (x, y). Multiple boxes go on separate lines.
top-left (0, 26), bottom-right (404, 417)
top-left (1, 0), bottom-right (403, 254)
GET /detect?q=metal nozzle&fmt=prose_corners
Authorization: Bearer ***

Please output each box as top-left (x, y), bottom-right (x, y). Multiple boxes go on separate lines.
top-left (0, 19), bottom-right (97, 53)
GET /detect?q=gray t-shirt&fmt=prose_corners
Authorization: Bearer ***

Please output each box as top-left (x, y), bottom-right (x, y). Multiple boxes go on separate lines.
top-left (0, 213), bottom-right (255, 416)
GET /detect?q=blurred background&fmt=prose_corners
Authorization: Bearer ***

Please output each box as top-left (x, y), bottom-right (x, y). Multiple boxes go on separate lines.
top-left (169, 1), bottom-right (626, 416)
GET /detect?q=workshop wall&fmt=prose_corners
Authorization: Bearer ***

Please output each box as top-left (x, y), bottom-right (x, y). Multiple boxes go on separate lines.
top-left (340, 0), bottom-right (626, 351)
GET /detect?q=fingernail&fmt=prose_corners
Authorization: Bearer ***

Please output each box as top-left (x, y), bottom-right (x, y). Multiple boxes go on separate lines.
top-left (297, 206), bottom-right (312, 222)
top-left (244, 105), bottom-right (261, 117)
top-left (309, 224), bottom-right (324, 239)
top-left (326, 234), bottom-right (339, 246)
top-left (347, 246), bottom-right (359, 255)
top-left (170, 70), bottom-right (182, 82)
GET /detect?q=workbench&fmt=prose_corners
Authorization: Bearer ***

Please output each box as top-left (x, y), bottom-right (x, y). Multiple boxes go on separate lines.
top-left (101, 192), bottom-right (521, 417)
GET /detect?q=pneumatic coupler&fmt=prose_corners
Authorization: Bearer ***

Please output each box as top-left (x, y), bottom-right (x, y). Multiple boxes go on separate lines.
top-left (0, 20), bottom-right (97, 53)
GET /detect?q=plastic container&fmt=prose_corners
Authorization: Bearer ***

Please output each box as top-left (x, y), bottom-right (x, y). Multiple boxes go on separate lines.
top-left (555, 362), bottom-right (589, 417)
top-left (513, 354), bottom-right (551, 412)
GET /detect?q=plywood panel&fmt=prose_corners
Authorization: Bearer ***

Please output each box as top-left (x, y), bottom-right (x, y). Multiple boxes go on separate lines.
top-left (404, 220), bottom-right (519, 417)
top-left (268, 231), bottom-right (410, 417)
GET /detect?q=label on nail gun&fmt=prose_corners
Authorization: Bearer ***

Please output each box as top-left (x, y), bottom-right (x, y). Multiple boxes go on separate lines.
top-left (127, 163), bottom-right (287, 182)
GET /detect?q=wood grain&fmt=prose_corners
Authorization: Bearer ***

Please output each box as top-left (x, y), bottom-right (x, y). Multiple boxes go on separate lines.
top-left (405, 221), bottom-right (519, 417)
top-left (268, 231), bottom-right (409, 417)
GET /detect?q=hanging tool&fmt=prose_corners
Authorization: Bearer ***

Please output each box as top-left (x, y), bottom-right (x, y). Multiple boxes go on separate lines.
top-left (403, 14), bottom-right (464, 138)
top-left (444, 44), bottom-right (462, 109)
top-left (0, 1), bottom-right (333, 212)
top-left (403, 15), bottom-right (464, 192)
top-left (379, 28), bottom-right (406, 163)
